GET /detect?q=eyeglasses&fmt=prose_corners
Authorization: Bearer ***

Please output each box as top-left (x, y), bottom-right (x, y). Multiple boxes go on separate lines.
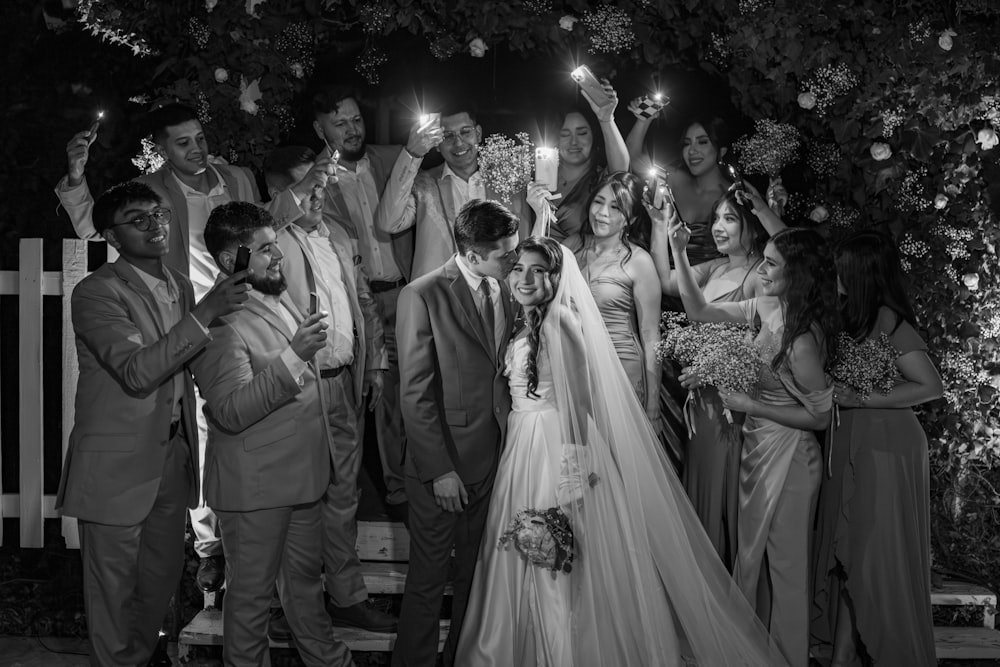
top-left (110, 207), bottom-right (172, 232)
top-left (441, 126), bottom-right (477, 144)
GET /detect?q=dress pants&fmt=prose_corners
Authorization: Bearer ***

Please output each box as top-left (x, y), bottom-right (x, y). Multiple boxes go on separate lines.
top-left (369, 286), bottom-right (407, 506)
top-left (392, 469), bottom-right (496, 667)
top-left (216, 501), bottom-right (354, 667)
top-left (189, 386), bottom-right (222, 558)
top-left (78, 426), bottom-right (191, 667)
top-left (320, 369), bottom-right (367, 606)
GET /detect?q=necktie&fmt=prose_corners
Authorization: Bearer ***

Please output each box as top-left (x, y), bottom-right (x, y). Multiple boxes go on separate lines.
top-left (479, 279), bottom-right (496, 355)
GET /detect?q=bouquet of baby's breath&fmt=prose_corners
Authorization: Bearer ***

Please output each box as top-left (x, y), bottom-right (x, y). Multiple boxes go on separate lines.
top-left (478, 132), bottom-right (534, 204)
top-left (733, 119), bottom-right (802, 178)
top-left (830, 332), bottom-right (899, 401)
top-left (498, 506), bottom-right (574, 574)
top-left (657, 312), bottom-right (762, 421)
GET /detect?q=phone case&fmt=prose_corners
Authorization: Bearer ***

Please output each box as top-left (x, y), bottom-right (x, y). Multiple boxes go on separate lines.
top-left (635, 94), bottom-right (668, 119)
top-left (234, 246), bottom-right (251, 284)
top-left (571, 66), bottom-right (611, 106)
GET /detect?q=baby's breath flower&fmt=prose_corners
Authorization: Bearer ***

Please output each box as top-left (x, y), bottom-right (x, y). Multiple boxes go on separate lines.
top-left (581, 6), bottom-right (635, 54)
top-left (734, 119), bottom-right (801, 177)
top-left (478, 133), bottom-right (535, 204)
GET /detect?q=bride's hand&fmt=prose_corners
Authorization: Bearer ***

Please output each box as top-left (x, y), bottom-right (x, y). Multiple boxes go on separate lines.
top-left (718, 389), bottom-right (754, 413)
top-left (678, 366), bottom-right (703, 389)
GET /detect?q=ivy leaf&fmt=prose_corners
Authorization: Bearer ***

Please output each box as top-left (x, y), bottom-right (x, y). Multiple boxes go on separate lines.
top-left (902, 126), bottom-right (942, 161)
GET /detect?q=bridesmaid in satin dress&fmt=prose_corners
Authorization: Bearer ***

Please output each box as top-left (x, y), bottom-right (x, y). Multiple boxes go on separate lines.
top-left (671, 225), bottom-right (840, 667)
top-left (564, 171), bottom-right (662, 423)
top-left (648, 188), bottom-right (783, 567)
top-left (811, 231), bottom-right (941, 666)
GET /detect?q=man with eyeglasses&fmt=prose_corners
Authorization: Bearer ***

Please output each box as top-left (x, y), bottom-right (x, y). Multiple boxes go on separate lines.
top-left (55, 103), bottom-right (320, 594)
top-left (56, 181), bottom-right (249, 667)
top-left (311, 86), bottom-right (441, 543)
top-left (377, 104), bottom-right (532, 280)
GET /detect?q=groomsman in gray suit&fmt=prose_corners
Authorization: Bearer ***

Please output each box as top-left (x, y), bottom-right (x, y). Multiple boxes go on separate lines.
top-left (57, 181), bottom-right (248, 666)
top-left (377, 103), bottom-right (532, 279)
top-left (192, 202), bottom-right (354, 667)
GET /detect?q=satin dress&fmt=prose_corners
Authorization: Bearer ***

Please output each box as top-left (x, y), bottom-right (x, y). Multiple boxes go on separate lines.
top-left (811, 309), bottom-right (936, 665)
top-left (682, 260), bottom-right (758, 569)
top-left (577, 241), bottom-right (647, 404)
top-left (732, 298), bottom-right (831, 667)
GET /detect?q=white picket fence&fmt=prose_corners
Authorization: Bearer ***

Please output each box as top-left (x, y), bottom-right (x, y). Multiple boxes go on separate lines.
top-left (0, 238), bottom-right (112, 549)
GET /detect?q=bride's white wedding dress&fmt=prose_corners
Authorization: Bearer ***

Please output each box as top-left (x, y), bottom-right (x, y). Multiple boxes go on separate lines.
top-left (455, 246), bottom-right (790, 667)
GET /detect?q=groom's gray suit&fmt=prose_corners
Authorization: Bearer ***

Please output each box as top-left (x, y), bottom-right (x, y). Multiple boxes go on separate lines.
top-left (392, 255), bottom-right (515, 667)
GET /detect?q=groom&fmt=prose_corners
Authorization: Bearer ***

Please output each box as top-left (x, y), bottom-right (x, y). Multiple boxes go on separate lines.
top-left (393, 200), bottom-right (520, 667)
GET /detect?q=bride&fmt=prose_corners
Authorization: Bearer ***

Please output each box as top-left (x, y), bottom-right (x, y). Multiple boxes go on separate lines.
top-left (454, 236), bottom-right (789, 666)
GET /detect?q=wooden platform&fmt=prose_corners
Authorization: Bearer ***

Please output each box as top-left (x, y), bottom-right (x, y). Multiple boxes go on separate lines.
top-left (181, 521), bottom-right (1000, 660)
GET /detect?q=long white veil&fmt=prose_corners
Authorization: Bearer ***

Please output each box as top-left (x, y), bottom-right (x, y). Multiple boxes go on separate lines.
top-left (544, 244), bottom-right (788, 666)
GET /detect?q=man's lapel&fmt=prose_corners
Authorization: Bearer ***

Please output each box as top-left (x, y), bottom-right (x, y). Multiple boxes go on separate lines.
top-left (112, 260), bottom-right (166, 337)
top-left (155, 169), bottom-right (192, 265)
top-left (444, 260), bottom-right (495, 365)
top-left (244, 297), bottom-right (295, 343)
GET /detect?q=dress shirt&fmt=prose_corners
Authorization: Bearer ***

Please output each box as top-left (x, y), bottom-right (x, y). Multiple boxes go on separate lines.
top-left (125, 259), bottom-right (199, 422)
top-left (250, 291), bottom-right (310, 381)
top-left (441, 164), bottom-right (486, 215)
top-left (174, 164), bottom-right (232, 301)
top-left (337, 155), bottom-right (403, 282)
top-left (455, 254), bottom-right (504, 355)
top-left (284, 223), bottom-right (355, 369)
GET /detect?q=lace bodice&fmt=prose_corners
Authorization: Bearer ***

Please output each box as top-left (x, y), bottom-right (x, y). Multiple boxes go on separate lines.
top-left (504, 332), bottom-right (556, 411)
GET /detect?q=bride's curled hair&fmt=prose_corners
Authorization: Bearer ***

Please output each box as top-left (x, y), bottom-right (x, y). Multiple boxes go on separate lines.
top-left (517, 236), bottom-right (564, 398)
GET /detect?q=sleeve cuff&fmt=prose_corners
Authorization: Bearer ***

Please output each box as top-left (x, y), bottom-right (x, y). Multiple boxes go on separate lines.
top-left (281, 346), bottom-right (310, 382)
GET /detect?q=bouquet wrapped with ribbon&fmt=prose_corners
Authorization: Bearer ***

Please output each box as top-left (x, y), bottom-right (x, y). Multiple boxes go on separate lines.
top-left (478, 131), bottom-right (534, 205)
top-left (656, 312), bottom-right (762, 423)
top-left (829, 332), bottom-right (899, 402)
top-left (498, 506), bottom-right (575, 574)
top-left (733, 119), bottom-right (801, 216)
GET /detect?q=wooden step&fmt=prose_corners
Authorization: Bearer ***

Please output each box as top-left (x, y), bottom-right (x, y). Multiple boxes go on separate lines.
top-left (363, 561), bottom-right (453, 596)
top-left (356, 520), bottom-right (408, 561)
top-left (179, 608), bottom-right (449, 654)
top-left (934, 626), bottom-right (1000, 659)
top-left (931, 579), bottom-right (997, 628)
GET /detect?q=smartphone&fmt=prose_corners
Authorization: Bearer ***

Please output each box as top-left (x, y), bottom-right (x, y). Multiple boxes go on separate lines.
top-left (418, 112), bottom-right (441, 132)
top-left (233, 245), bottom-right (251, 284)
top-left (534, 147), bottom-right (559, 191)
top-left (644, 165), bottom-right (670, 209)
top-left (570, 66), bottom-right (611, 106)
top-left (635, 93), bottom-right (669, 119)
top-left (309, 291), bottom-right (319, 315)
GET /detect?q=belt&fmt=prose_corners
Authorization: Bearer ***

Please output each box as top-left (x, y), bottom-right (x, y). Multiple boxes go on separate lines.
top-left (169, 420), bottom-right (181, 440)
top-left (370, 278), bottom-right (406, 293)
top-left (320, 366), bottom-right (347, 379)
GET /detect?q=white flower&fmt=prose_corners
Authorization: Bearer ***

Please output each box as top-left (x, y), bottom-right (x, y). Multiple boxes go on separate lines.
top-left (934, 193), bottom-right (949, 209)
top-left (976, 127), bottom-right (999, 150)
top-left (870, 142), bottom-right (892, 161)
top-left (214, 67), bottom-right (229, 83)
top-left (797, 91), bottom-right (816, 110)
top-left (808, 205), bottom-right (829, 223)
top-left (205, 0), bottom-right (217, 11)
top-left (938, 29), bottom-right (956, 51)
top-left (290, 62), bottom-right (305, 79)
top-left (963, 273), bottom-right (980, 291)
top-left (559, 15), bottom-right (578, 31)
top-left (469, 37), bottom-right (488, 58)
top-left (239, 75), bottom-right (262, 115)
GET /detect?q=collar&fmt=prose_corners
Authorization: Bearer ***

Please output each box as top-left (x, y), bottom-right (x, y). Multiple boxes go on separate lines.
top-left (171, 162), bottom-right (226, 196)
top-left (455, 253), bottom-right (496, 294)
top-left (288, 219), bottom-right (330, 239)
top-left (441, 162), bottom-right (481, 184)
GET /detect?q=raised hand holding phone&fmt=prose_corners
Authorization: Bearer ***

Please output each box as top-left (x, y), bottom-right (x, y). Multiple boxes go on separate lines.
top-left (571, 66), bottom-right (612, 107)
top-left (66, 110), bottom-right (104, 187)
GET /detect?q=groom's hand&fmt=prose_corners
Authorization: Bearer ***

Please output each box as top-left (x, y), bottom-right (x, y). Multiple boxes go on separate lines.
top-left (433, 471), bottom-right (468, 513)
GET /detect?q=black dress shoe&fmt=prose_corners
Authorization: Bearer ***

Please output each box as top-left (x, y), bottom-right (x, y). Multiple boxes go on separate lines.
top-left (268, 606), bottom-right (293, 642)
top-left (196, 555), bottom-right (225, 593)
top-left (328, 599), bottom-right (398, 633)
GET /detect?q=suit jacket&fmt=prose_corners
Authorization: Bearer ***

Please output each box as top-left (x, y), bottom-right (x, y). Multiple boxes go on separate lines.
top-left (396, 257), bottom-right (515, 485)
top-left (56, 260), bottom-right (207, 525)
top-left (189, 294), bottom-right (332, 512)
top-left (319, 144), bottom-right (415, 280)
top-left (276, 221), bottom-right (388, 405)
top-left (377, 162), bottom-right (533, 280)
top-left (55, 162), bottom-right (301, 278)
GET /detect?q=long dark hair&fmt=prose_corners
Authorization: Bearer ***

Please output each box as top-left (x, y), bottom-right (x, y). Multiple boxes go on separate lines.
top-left (710, 190), bottom-right (768, 258)
top-left (676, 116), bottom-right (732, 176)
top-left (768, 228), bottom-right (841, 372)
top-left (517, 237), bottom-right (564, 398)
top-left (556, 103), bottom-right (607, 169)
top-left (580, 171), bottom-right (650, 262)
top-left (835, 230), bottom-right (917, 340)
